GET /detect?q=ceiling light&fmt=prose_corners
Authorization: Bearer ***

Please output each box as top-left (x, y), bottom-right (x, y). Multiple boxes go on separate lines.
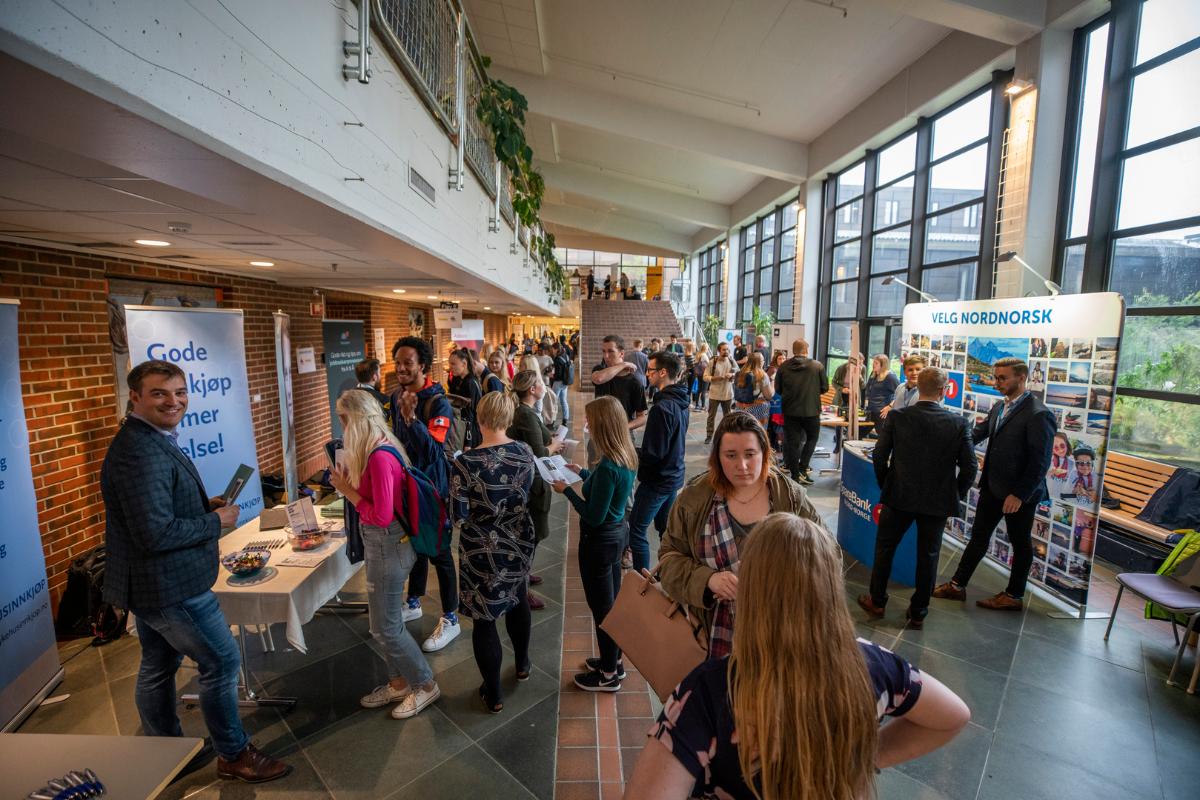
top-left (483, 306), bottom-right (491, 310)
top-left (1006, 78), bottom-right (1034, 96)
top-left (134, 239), bottom-right (171, 247)
top-left (249, 260), bottom-right (274, 267)
top-left (426, 295), bottom-right (438, 300)
top-left (392, 289), bottom-right (407, 294)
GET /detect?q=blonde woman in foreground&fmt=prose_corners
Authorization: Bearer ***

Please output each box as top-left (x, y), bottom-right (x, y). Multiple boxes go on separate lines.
top-left (625, 514), bottom-right (970, 800)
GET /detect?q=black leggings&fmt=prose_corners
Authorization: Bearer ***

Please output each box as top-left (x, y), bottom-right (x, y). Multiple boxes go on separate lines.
top-left (578, 518), bottom-right (625, 674)
top-left (472, 586), bottom-right (532, 704)
top-left (407, 547), bottom-right (459, 614)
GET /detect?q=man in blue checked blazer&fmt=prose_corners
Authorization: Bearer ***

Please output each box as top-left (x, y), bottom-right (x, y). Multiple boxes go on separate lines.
top-left (101, 360), bottom-right (290, 784)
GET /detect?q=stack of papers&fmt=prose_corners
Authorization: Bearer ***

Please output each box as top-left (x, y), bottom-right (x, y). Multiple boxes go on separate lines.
top-left (551, 426), bottom-right (581, 461)
top-left (277, 543), bottom-right (336, 568)
top-left (535, 455), bottom-right (584, 486)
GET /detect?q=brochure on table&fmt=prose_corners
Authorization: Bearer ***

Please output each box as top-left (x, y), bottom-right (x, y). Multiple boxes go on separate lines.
top-left (904, 293), bottom-right (1124, 611)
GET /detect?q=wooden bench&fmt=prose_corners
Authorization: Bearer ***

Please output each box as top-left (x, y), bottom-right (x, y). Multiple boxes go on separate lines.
top-left (1099, 451), bottom-right (1178, 544)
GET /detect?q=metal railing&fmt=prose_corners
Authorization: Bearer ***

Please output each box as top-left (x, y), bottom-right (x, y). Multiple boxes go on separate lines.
top-left (463, 53), bottom-right (497, 198)
top-left (499, 164), bottom-right (514, 225)
top-left (373, 0), bottom-right (458, 132)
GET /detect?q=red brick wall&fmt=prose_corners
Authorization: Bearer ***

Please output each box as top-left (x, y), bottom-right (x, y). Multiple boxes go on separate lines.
top-left (0, 242), bottom-right (476, 609)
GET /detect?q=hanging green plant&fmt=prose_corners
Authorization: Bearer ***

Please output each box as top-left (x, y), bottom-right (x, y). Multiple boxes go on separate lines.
top-left (476, 56), bottom-right (564, 299)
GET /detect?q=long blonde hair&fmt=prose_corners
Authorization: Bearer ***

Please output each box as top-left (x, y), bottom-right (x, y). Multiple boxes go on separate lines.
top-left (585, 396), bottom-right (637, 472)
top-left (518, 354), bottom-right (547, 387)
top-left (737, 352), bottom-right (766, 387)
top-left (730, 514), bottom-right (877, 800)
top-left (336, 389), bottom-right (407, 489)
top-left (488, 349), bottom-right (511, 388)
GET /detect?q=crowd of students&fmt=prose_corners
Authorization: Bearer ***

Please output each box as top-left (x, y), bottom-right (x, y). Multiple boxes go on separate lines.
top-left (102, 328), bottom-right (985, 796)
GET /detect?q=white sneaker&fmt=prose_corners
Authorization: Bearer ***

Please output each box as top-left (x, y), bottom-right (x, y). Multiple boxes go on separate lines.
top-left (360, 683), bottom-right (411, 708)
top-left (402, 600), bottom-right (422, 623)
top-left (421, 616), bottom-right (460, 652)
top-left (391, 682), bottom-right (441, 719)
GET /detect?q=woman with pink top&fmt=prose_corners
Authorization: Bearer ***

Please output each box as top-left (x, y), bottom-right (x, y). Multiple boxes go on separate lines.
top-left (329, 389), bottom-right (440, 720)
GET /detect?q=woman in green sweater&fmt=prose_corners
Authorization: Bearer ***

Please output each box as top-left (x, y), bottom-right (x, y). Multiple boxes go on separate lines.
top-left (551, 395), bottom-right (637, 693)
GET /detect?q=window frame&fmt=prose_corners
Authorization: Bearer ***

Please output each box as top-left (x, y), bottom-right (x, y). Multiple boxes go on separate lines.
top-left (736, 199), bottom-right (800, 325)
top-left (816, 75), bottom-right (1010, 361)
top-left (1053, 0), bottom-right (1200, 420)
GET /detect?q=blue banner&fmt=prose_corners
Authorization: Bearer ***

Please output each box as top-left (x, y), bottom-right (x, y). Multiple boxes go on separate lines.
top-left (837, 445), bottom-right (917, 586)
top-left (322, 320), bottom-right (365, 440)
top-left (0, 299), bottom-right (61, 730)
top-left (125, 307), bottom-right (263, 526)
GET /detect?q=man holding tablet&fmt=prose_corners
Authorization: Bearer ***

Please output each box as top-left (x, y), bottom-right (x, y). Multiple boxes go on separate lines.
top-left (101, 359), bottom-right (291, 783)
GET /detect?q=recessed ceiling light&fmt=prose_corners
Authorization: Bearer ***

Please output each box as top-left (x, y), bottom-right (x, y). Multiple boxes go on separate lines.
top-left (426, 295), bottom-right (437, 300)
top-left (483, 306), bottom-right (491, 310)
top-left (249, 260), bottom-right (274, 267)
top-left (134, 239), bottom-right (171, 247)
top-left (393, 289), bottom-right (407, 294)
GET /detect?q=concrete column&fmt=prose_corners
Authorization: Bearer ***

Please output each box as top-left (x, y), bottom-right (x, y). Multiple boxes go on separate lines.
top-left (995, 27), bottom-right (1074, 298)
top-left (722, 228), bottom-right (740, 330)
top-left (799, 180), bottom-right (824, 339)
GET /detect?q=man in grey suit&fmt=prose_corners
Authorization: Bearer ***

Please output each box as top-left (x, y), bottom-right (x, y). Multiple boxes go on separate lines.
top-left (858, 367), bottom-right (977, 628)
top-left (101, 360), bottom-right (290, 783)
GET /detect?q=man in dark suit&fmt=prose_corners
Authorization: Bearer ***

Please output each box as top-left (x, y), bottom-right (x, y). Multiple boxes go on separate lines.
top-left (934, 356), bottom-right (1057, 611)
top-left (858, 367), bottom-right (977, 628)
top-left (101, 360), bottom-right (290, 783)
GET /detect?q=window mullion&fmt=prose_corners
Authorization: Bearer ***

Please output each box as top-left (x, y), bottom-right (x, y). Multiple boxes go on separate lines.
top-left (857, 153), bottom-right (879, 320)
top-left (908, 118), bottom-right (933, 294)
top-left (978, 69), bottom-right (1012, 299)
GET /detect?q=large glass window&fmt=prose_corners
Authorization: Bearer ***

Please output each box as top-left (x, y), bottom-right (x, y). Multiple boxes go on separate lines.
top-left (817, 81), bottom-right (1002, 368)
top-left (737, 199), bottom-right (800, 324)
top-left (697, 242), bottom-right (725, 323)
top-left (1056, 0), bottom-right (1200, 469)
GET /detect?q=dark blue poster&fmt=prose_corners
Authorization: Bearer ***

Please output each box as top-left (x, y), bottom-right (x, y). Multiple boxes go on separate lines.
top-left (323, 320), bottom-right (365, 439)
top-left (837, 446), bottom-right (918, 586)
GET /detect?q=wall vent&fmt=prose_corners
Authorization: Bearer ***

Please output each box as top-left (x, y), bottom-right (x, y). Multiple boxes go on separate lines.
top-left (409, 166), bottom-right (436, 206)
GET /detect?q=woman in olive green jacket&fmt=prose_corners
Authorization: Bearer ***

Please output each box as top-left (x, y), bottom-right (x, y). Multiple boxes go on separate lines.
top-left (658, 412), bottom-right (825, 657)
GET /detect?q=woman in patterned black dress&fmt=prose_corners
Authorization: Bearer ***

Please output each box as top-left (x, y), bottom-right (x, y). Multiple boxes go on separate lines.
top-left (451, 391), bottom-right (537, 713)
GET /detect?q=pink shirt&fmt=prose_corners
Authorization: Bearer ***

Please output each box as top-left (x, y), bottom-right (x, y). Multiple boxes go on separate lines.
top-left (354, 448), bottom-right (407, 528)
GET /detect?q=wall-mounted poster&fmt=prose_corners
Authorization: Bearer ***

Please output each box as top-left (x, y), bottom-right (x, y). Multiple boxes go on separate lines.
top-left (322, 320), bottom-right (365, 439)
top-left (408, 308), bottom-right (426, 338)
top-left (901, 293), bottom-right (1125, 612)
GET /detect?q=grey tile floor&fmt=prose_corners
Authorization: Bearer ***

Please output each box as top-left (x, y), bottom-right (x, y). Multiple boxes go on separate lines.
top-left (17, 412), bottom-right (1199, 799)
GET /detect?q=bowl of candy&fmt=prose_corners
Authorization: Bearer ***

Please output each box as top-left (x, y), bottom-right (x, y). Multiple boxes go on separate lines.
top-left (288, 529), bottom-right (327, 551)
top-left (221, 548), bottom-right (270, 577)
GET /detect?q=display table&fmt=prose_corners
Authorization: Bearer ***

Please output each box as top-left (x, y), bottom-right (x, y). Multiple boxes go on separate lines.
top-left (181, 516), bottom-right (361, 709)
top-left (1, 733), bottom-right (202, 799)
top-left (836, 441), bottom-right (917, 586)
top-left (215, 517), bottom-right (360, 654)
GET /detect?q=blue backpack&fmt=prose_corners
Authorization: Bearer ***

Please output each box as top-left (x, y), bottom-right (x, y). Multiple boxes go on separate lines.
top-left (376, 445), bottom-right (449, 557)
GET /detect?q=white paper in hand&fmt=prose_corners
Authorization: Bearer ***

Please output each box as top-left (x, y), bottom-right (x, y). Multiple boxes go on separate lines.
top-left (535, 455), bottom-right (583, 485)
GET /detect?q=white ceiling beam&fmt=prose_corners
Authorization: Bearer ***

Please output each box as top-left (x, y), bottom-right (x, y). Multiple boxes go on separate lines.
top-left (492, 66), bottom-right (807, 182)
top-left (537, 161), bottom-right (730, 229)
top-left (900, 0), bottom-right (1045, 46)
top-left (540, 202), bottom-right (691, 254)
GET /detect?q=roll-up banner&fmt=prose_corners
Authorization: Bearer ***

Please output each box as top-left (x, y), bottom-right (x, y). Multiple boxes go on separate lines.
top-left (124, 306), bottom-right (264, 526)
top-left (901, 293), bottom-right (1125, 612)
top-left (273, 312), bottom-right (298, 502)
top-left (322, 320), bottom-right (365, 439)
top-left (0, 299), bottom-right (63, 731)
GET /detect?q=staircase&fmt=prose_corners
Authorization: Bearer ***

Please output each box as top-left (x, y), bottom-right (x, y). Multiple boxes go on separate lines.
top-left (579, 299), bottom-right (684, 393)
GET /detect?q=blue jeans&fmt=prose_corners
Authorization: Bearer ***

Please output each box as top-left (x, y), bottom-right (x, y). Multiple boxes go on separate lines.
top-left (627, 483), bottom-right (676, 573)
top-left (132, 590), bottom-right (247, 760)
top-left (363, 521), bottom-right (435, 686)
top-left (553, 381), bottom-right (570, 421)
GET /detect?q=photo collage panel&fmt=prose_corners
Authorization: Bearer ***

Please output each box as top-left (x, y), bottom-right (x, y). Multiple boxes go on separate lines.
top-left (900, 331), bottom-right (1119, 607)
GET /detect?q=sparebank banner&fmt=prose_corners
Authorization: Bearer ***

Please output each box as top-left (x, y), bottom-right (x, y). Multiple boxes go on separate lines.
top-left (0, 299), bottom-right (61, 730)
top-left (125, 306), bottom-right (263, 526)
top-left (902, 292), bottom-right (1126, 610)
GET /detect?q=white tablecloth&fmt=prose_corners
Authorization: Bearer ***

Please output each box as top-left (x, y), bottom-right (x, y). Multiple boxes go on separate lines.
top-left (214, 517), bottom-right (361, 653)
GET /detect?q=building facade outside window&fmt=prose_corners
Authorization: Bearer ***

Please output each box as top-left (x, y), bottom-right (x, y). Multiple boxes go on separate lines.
top-left (736, 200), bottom-right (800, 326)
top-left (1055, 0), bottom-right (1200, 468)
top-left (815, 76), bottom-right (1009, 377)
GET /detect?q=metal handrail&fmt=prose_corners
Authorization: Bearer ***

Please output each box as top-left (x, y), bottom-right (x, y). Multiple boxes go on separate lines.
top-left (463, 53), bottom-right (497, 198)
top-left (500, 164), bottom-right (515, 226)
top-left (372, 0), bottom-right (458, 133)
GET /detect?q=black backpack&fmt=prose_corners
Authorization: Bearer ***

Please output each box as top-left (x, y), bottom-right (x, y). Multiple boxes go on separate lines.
top-left (55, 545), bottom-right (129, 646)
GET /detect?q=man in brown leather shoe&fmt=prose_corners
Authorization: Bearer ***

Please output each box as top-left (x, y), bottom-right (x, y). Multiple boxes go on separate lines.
top-left (217, 743), bottom-right (293, 783)
top-left (932, 358), bottom-right (1056, 612)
